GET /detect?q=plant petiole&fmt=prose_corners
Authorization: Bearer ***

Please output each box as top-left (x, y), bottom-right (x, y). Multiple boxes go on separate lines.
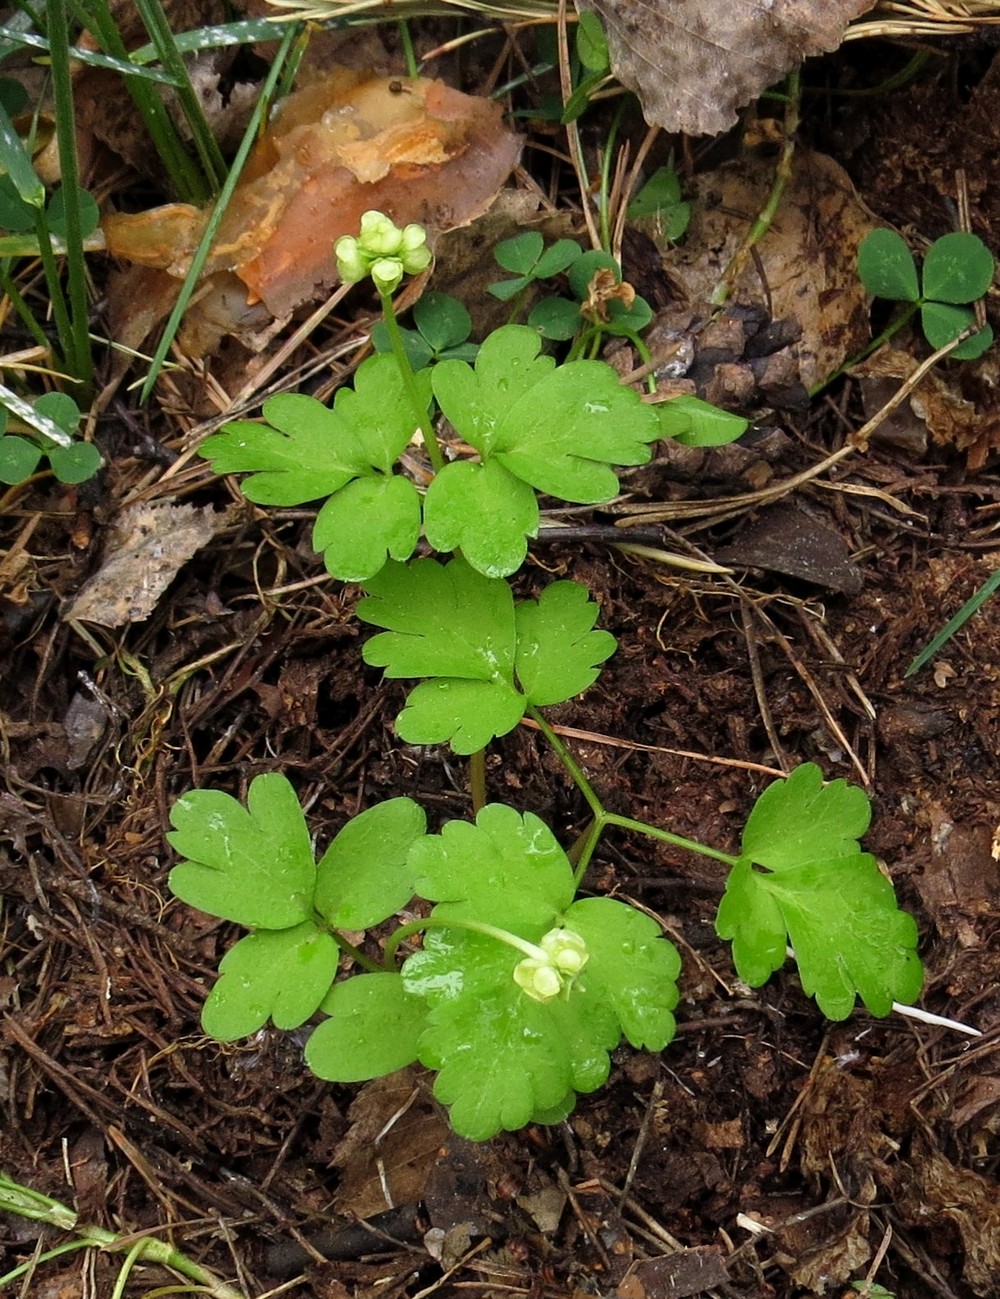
top-left (331, 930), bottom-right (384, 974)
top-left (383, 914), bottom-right (554, 970)
top-left (378, 287), bottom-right (445, 473)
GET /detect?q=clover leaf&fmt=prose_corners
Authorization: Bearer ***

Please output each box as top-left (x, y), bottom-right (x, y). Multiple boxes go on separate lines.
top-left (715, 764), bottom-right (923, 1020)
top-left (857, 228), bottom-right (994, 361)
top-left (432, 324), bottom-right (659, 503)
top-left (314, 797), bottom-right (426, 930)
top-left (306, 973), bottom-right (426, 1082)
top-left (167, 773), bottom-right (316, 929)
top-left (357, 557), bottom-right (617, 753)
top-left (201, 922), bottom-right (338, 1041)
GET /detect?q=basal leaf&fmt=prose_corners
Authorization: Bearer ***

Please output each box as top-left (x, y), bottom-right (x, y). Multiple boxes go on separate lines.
top-left (413, 291), bottom-right (473, 353)
top-left (741, 763), bottom-right (871, 872)
top-left (492, 354), bottom-right (660, 503)
top-left (335, 353), bottom-right (433, 472)
top-left (423, 459), bottom-right (539, 578)
top-left (312, 473), bottom-right (421, 581)
top-left (167, 773), bottom-right (315, 928)
top-left (395, 678), bottom-right (527, 753)
top-left (493, 231), bottom-right (544, 276)
top-left (432, 326), bottom-right (555, 458)
top-left (514, 580), bottom-right (616, 706)
top-left (201, 922), bottom-right (337, 1041)
top-left (404, 927), bottom-right (617, 1140)
top-left (857, 228), bottom-right (919, 303)
top-left (47, 441), bottom-right (103, 484)
top-left (314, 798), bottom-right (426, 930)
top-left (0, 435), bottom-right (41, 484)
top-left (359, 556), bottom-right (516, 683)
top-left (410, 804), bottom-right (576, 930)
top-left (200, 395), bottom-right (365, 506)
top-left (563, 897), bottom-right (680, 1049)
top-left (714, 857), bottom-right (787, 986)
top-left (921, 231), bottom-right (995, 305)
top-left (306, 973), bottom-right (425, 1082)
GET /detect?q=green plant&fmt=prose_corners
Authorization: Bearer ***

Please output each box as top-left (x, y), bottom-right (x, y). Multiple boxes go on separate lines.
top-left (174, 210), bottom-right (923, 1143)
top-left (0, 389), bottom-right (101, 485)
top-left (371, 290), bottom-right (479, 370)
top-left (857, 228), bottom-right (995, 360)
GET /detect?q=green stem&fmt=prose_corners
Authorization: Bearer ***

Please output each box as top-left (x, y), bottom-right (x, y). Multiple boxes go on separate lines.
top-left (398, 19), bottom-right (419, 78)
top-left (527, 706), bottom-right (604, 820)
top-left (469, 747), bottom-right (487, 814)
top-left (597, 98), bottom-right (627, 253)
top-left (331, 931), bottom-right (383, 974)
top-left (378, 287), bottom-right (444, 473)
top-left (384, 915), bottom-right (550, 970)
top-left (603, 812), bottom-right (739, 866)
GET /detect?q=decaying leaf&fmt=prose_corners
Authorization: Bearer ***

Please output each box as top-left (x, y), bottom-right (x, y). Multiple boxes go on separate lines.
top-left (103, 70), bottom-right (522, 355)
top-left (576, 0), bottom-right (878, 137)
top-left (651, 148), bottom-right (874, 391)
top-left (64, 502), bottom-right (237, 627)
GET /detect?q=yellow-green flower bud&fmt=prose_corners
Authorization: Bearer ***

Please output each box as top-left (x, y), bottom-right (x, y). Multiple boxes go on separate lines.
top-left (513, 927), bottom-right (589, 1002)
top-left (513, 957), bottom-right (563, 1003)
top-left (335, 211), bottom-right (432, 292)
top-left (334, 234), bottom-right (367, 285)
top-left (541, 927), bottom-right (589, 976)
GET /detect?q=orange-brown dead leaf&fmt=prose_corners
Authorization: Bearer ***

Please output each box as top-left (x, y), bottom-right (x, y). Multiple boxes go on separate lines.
top-left (102, 70), bottom-right (522, 356)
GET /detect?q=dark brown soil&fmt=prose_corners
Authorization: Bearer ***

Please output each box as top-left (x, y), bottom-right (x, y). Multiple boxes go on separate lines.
top-left (2, 21), bottom-right (1000, 1299)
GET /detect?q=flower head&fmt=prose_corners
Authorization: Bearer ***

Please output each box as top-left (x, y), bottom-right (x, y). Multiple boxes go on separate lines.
top-left (335, 210), bottom-right (432, 294)
top-left (513, 927), bottom-right (589, 1003)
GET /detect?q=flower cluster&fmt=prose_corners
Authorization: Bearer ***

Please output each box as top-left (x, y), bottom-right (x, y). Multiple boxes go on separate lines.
top-left (513, 927), bottom-right (589, 1003)
top-left (335, 210), bottom-right (432, 295)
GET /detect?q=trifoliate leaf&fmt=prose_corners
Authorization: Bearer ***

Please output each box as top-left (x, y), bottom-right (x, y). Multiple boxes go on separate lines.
top-left (562, 897), bottom-right (680, 1049)
top-left (433, 326), bottom-right (554, 458)
top-left (201, 922), bottom-right (337, 1041)
top-left (395, 678), bottom-right (526, 754)
top-left (306, 973), bottom-right (425, 1082)
top-left (199, 357), bottom-right (430, 506)
top-left (413, 291), bottom-right (473, 353)
top-left (312, 473), bottom-right (421, 580)
top-left (404, 927), bottom-right (618, 1140)
top-left (423, 458), bottom-right (538, 577)
top-left (167, 773), bottom-right (315, 928)
top-left (199, 395), bottom-right (365, 505)
top-left (715, 764), bottom-right (923, 1020)
top-left (514, 581), bottom-right (617, 706)
top-left (434, 325), bottom-right (659, 503)
top-left (493, 231), bottom-right (544, 276)
top-left (410, 804), bottom-right (576, 931)
top-left (921, 231), bottom-right (995, 304)
top-left (857, 228), bottom-right (919, 303)
top-left (314, 798), bottom-right (426, 930)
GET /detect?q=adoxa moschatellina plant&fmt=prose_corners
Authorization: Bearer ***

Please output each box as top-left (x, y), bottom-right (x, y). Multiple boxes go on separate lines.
top-left (171, 213), bottom-right (924, 1141)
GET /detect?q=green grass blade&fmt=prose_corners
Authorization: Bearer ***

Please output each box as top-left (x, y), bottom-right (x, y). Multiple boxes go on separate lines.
top-left (0, 262), bottom-right (51, 351)
top-left (905, 566), bottom-right (1000, 677)
top-left (133, 0), bottom-right (228, 193)
top-left (129, 18), bottom-right (284, 63)
top-left (45, 0), bottom-right (93, 392)
top-left (0, 24), bottom-right (180, 83)
top-left (139, 23), bottom-right (302, 402)
top-left (0, 101), bottom-right (43, 207)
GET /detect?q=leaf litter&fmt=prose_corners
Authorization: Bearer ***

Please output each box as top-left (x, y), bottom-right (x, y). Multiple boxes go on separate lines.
top-left (3, 5), bottom-right (1000, 1299)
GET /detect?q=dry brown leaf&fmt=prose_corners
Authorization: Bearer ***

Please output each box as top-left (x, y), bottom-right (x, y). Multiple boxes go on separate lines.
top-left (63, 502), bottom-right (237, 627)
top-left (576, 0), bottom-right (878, 136)
top-left (103, 71), bottom-right (522, 356)
top-left (657, 148), bottom-right (873, 390)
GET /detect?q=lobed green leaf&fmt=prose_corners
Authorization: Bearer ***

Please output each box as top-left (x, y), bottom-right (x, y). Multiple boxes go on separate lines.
top-left (423, 458), bottom-right (538, 578)
top-left (201, 922), bottom-right (337, 1041)
top-left (167, 773), bottom-right (315, 928)
top-left (514, 580), bottom-right (617, 706)
top-left (410, 804), bottom-right (575, 930)
top-left (312, 473), bottom-right (420, 581)
top-left (395, 678), bottom-right (526, 754)
top-left (306, 973), bottom-right (425, 1082)
top-left (314, 798), bottom-right (426, 930)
